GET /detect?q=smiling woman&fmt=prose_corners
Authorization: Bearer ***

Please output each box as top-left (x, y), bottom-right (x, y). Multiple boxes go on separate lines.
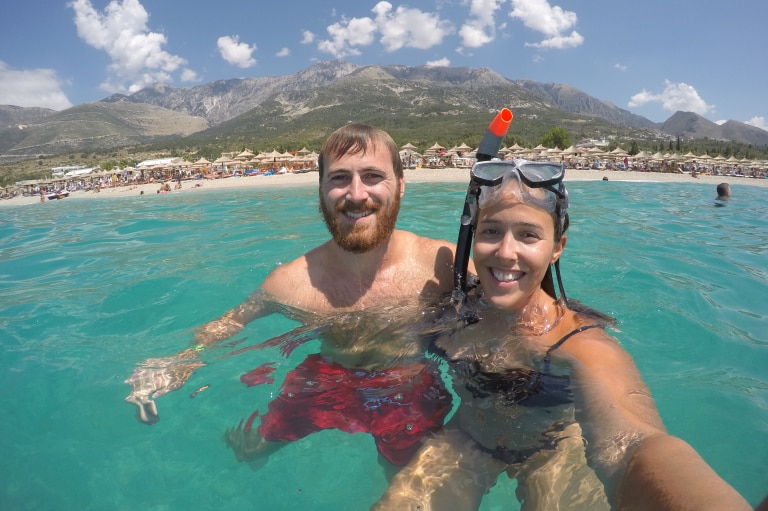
top-left (373, 161), bottom-right (755, 510)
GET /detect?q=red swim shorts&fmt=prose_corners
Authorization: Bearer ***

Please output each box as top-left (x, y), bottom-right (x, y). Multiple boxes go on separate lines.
top-left (257, 354), bottom-right (452, 465)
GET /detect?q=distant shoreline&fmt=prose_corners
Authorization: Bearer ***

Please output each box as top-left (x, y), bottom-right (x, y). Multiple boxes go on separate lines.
top-left (2, 167), bottom-right (765, 207)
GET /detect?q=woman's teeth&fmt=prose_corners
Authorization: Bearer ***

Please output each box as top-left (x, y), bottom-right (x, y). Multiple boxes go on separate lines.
top-left (491, 268), bottom-right (523, 282)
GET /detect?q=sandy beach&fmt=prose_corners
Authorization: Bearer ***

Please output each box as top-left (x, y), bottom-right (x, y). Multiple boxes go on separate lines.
top-left (2, 167), bottom-right (765, 207)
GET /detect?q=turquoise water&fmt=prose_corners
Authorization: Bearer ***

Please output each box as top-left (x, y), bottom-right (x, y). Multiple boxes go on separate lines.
top-left (1, 181), bottom-right (766, 509)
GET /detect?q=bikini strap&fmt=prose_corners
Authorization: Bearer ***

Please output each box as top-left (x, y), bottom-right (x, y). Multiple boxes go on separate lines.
top-left (543, 324), bottom-right (603, 371)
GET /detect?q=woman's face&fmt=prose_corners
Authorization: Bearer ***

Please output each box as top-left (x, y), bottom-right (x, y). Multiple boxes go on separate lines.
top-left (473, 200), bottom-right (565, 312)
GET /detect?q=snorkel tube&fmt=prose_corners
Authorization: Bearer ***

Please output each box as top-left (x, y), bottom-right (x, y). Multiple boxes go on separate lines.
top-left (453, 108), bottom-right (513, 315)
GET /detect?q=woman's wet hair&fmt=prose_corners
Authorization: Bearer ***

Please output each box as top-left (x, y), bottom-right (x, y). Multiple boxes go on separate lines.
top-left (317, 124), bottom-right (403, 180)
top-left (556, 207), bottom-right (569, 239)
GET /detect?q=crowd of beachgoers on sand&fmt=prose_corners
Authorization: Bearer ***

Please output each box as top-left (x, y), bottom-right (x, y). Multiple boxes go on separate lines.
top-left (3, 141), bottom-right (767, 204)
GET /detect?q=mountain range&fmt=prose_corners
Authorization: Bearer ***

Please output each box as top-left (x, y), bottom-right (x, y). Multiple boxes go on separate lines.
top-left (2, 60), bottom-right (766, 161)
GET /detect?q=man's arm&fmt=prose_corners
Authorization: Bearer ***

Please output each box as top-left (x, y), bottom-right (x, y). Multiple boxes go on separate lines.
top-left (191, 290), bottom-right (273, 347)
top-left (124, 290), bottom-right (274, 424)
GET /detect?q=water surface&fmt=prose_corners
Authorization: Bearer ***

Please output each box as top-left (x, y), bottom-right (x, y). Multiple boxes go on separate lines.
top-left (1, 181), bottom-right (766, 509)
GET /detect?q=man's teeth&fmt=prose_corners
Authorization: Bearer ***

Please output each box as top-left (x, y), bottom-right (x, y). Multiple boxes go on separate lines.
top-left (346, 211), bottom-right (373, 219)
top-left (491, 268), bottom-right (522, 282)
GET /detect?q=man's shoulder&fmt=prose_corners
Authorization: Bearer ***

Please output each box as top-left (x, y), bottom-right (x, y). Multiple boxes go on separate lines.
top-left (260, 249), bottom-right (316, 299)
top-left (392, 230), bottom-right (456, 291)
top-left (395, 230), bottom-right (455, 253)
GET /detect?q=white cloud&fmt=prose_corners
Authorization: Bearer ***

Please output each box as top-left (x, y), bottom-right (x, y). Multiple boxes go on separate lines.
top-left (317, 1), bottom-right (452, 58)
top-left (460, 0), bottom-right (504, 48)
top-left (509, 0), bottom-right (583, 49)
top-left (628, 80), bottom-right (714, 116)
top-left (70, 0), bottom-right (190, 94)
top-left (528, 31), bottom-right (583, 49)
top-left (426, 58), bottom-right (451, 67)
top-left (372, 1), bottom-right (453, 52)
top-left (276, 47), bottom-right (291, 57)
top-left (180, 68), bottom-right (200, 82)
top-left (301, 31), bottom-right (316, 44)
top-left (318, 16), bottom-right (377, 58)
top-left (468, 0), bottom-right (505, 25)
top-left (614, 63), bottom-right (627, 72)
top-left (0, 62), bottom-right (73, 110)
top-left (217, 36), bottom-right (257, 68)
top-left (745, 116), bottom-right (768, 131)
top-left (459, 20), bottom-right (495, 48)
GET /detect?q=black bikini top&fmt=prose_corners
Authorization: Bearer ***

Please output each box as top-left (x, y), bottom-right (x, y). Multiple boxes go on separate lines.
top-left (446, 324), bottom-right (605, 408)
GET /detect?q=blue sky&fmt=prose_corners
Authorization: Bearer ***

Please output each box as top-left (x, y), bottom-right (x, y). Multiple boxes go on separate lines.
top-left (1, 0), bottom-right (766, 129)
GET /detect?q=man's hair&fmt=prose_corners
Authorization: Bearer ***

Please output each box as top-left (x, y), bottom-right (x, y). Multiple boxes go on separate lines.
top-left (317, 124), bottom-right (403, 180)
top-left (717, 182), bottom-right (731, 197)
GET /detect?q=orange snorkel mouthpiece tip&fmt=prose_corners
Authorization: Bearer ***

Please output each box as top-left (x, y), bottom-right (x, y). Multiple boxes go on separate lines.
top-left (488, 108), bottom-right (513, 137)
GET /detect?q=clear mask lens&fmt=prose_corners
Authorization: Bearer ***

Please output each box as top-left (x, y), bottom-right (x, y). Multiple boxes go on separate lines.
top-left (477, 171), bottom-right (559, 212)
top-left (471, 159), bottom-right (564, 187)
top-left (517, 161), bottom-right (564, 184)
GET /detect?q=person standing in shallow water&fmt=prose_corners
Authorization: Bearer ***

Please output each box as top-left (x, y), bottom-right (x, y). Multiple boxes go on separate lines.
top-left (373, 159), bottom-right (751, 510)
top-left (124, 123), bottom-right (464, 468)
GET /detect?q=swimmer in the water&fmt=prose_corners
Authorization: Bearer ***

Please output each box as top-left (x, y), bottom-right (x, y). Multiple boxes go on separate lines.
top-left (374, 159), bottom-right (751, 510)
top-left (717, 182), bottom-right (731, 200)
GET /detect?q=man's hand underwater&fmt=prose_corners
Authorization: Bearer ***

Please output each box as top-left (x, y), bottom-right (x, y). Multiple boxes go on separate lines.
top-left (124, 351), bottom-right (205, 424)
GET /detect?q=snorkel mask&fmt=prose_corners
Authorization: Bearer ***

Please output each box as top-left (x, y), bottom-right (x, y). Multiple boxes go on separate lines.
top-left (453, 113), bottom-right (569, 322)
top-left (473, 159), bottom-right (568, 236)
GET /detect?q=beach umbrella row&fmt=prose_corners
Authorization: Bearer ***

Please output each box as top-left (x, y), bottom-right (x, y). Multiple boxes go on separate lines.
top-left (158, 142), bottom-right (768, 174)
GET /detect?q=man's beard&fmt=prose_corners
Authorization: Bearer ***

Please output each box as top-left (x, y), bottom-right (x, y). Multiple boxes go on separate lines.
top-left (320, 193), bottom-right (400, 254)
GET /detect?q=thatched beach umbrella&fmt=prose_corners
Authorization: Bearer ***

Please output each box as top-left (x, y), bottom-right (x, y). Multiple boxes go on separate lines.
top-left (213, 156), bottom-right (233, 171)
top-left (235, 149), bottom-right (254, 161)
top-left (634, 150), bottom-right (651, 160)
top-left (193, 157), bottom-right (211, 167)
top-left (609, 147), bottom-right (628, 158)
top-left (424, 143), bottom-right (446, 157)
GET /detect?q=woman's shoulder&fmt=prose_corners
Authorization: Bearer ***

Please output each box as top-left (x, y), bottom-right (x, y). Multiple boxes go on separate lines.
top-left (553, 308), bottom-right (630, 365)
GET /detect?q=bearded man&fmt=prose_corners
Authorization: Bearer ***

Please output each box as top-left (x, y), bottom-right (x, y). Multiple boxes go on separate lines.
top-left (125, 124), bottom-right (463, 467)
